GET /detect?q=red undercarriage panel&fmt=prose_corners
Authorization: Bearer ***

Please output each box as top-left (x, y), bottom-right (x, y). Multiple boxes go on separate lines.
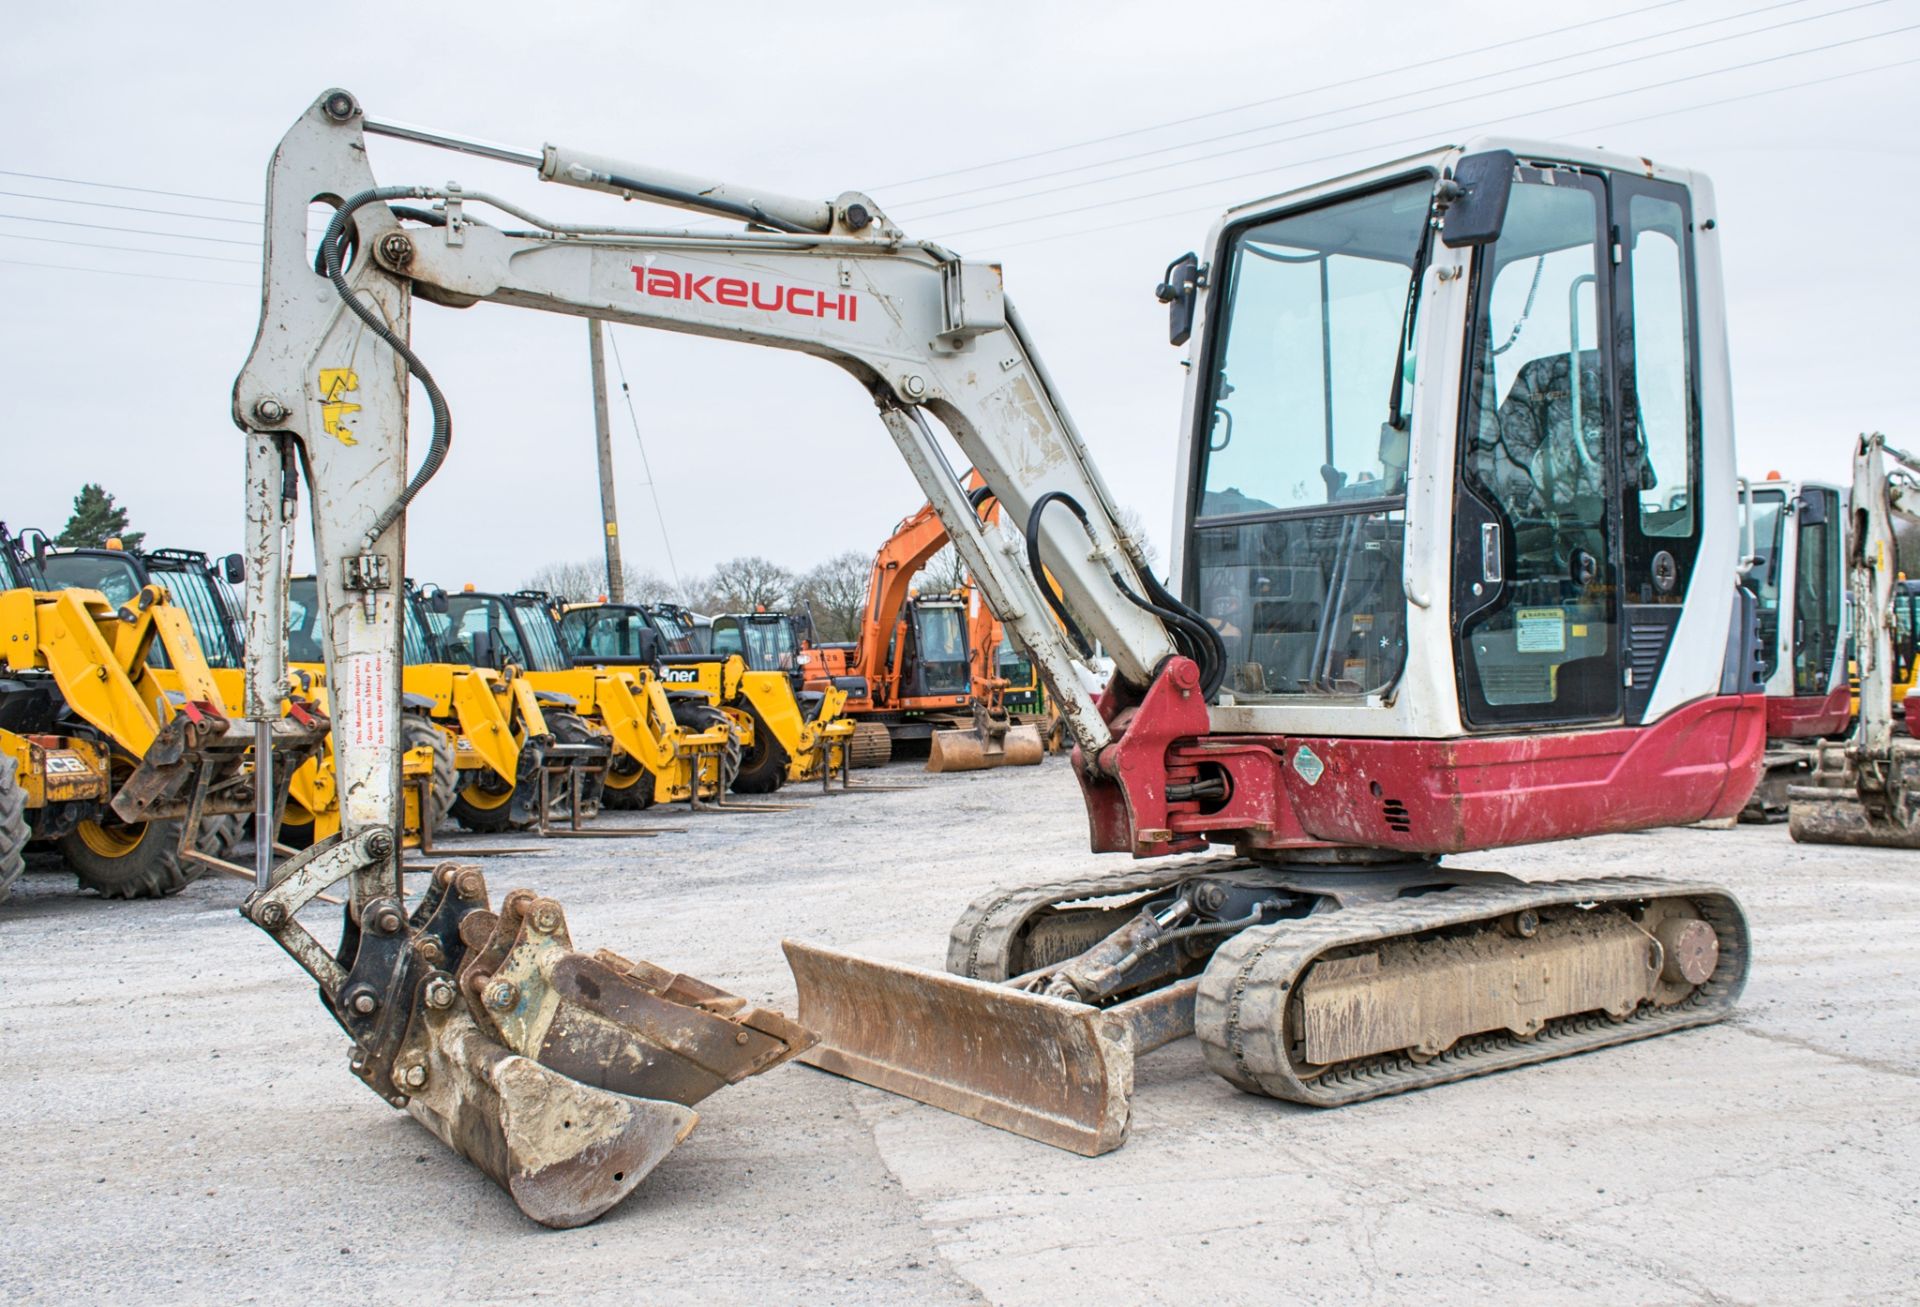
top-left (1763, 685), bottom-right (1851, 740)
top-left (1076, 658), bottom-right (1767, 859)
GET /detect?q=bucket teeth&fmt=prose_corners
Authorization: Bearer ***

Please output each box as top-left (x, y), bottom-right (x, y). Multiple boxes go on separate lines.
top-left (455, 889), bottom-right (815, 1107)
top-left (381, 867), bottom-right (812, 1225)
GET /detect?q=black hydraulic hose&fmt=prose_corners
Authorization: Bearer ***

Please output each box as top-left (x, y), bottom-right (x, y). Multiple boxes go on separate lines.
top-left (1025, 491), bottom-right (1226, 699)
top-left (318, 187), bottom-right (452, 551)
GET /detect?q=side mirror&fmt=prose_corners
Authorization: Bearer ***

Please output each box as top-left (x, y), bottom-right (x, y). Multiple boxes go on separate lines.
top-left (428, 590), bottom-right (450, 614)
top-left (1795, 492), bottom-right (1829, 526)
top-left (222, 552), bottom-right (246, 584)
top-left (1155, 252), bottom-right (1202, 347)
top-left (1439, 150), bottom-right (1516, 249)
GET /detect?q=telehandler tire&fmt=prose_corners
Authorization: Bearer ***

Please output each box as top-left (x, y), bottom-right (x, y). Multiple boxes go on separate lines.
top-left (403, 715), bottom-right (457, 835)
top-left (730, 706), bottom-right (788, 795)
top-left (60, 814), bottom-right (199, 899)
top-left (0, 765), bottom-right (26, 905)
top-left (600, 754), bottom-right (655, 810)
top-left (672, 702), bottom-right (742, 792)
top-left (544, 709), bottom-right (606, 821)
top-left (452, 775), bottom-right (518, 833)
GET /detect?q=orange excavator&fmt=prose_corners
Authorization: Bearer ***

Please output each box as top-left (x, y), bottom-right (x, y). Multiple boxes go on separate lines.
top-left (805, 475), bottom-right (1043, 771)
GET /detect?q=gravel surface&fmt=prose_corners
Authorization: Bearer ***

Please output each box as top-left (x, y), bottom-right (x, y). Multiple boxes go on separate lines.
top-left (2, 755), bottom-right (1915, 1304)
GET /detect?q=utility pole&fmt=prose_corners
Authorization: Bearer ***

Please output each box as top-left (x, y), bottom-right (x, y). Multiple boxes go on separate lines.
top-left (587, 318), bottom-right (624, 601)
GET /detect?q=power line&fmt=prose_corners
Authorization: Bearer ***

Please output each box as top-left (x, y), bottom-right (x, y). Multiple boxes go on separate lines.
top-left (982, 48), bottom-right (1920, 255)
top-left (893, 0), bottom-right (1824, 214)
top-left (0, 168), bottom-right (258, 207)
top-left (943, 20), bottom-right (1920, 241)
top-left (603, 327), bottom-right (683, 589)
top-left (0, 211), bottom-right (260, 246)
top-left (870, 0), bottom-right (1701, 194)
top-left (0, 187), bottom-right (264, 225)
top-left (0, 256), bottom-right (250, 288)
top-left (913, 0), bottom-right (1894, 227)
top-left (0, 232), bottom-right (255, 264)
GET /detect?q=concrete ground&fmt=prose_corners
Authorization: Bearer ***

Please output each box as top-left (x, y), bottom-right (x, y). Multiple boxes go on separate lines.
top-left (2, 755), bottom-right (1915, 1305)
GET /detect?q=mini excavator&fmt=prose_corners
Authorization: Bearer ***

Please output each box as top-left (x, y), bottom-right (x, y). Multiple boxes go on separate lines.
top-left (235, 94), bottom-right (1761, 1221)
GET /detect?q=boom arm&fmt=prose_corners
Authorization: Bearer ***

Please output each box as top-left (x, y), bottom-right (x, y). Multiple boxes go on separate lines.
top-left (236, 92), bottom-right (1191, 916)
top-left (1846, 433), bottom-right (1920, 755)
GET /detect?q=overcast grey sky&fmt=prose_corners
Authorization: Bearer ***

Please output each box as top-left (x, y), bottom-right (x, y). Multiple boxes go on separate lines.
top-left (3, 0), bottom-right (1914, 587)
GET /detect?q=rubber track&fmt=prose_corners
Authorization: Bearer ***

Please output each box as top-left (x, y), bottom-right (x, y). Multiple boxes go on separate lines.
top-left (946, 857), bottom-right (1234, 982)
top-left (1195, 875), bottom-right (1750, 1106)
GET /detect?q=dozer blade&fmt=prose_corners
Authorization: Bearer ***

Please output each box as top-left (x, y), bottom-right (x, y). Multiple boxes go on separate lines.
top-left (783, 939), bottom-right (1192, 1155)
top-left (1788, 740), bottom-right (1920, 847)
top-left (926, 723), bottom-right (1044, 774)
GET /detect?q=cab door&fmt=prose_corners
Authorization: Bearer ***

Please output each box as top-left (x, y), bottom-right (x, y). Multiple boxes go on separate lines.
top-left (1452, 166), bottom-right (1622, 727)
top-left (1611, 175), bottom-right (1703, 721)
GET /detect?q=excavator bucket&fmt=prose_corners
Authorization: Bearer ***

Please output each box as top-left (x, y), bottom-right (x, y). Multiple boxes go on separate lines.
top-left (783, 940), bottom-right (1193, 1155)
top-left (368, 871), bottom-right (813, 1226)
top-left (926, 705), bottom-right (1044, 774)
top-left (1788, 738), bottom-right (1920, 848)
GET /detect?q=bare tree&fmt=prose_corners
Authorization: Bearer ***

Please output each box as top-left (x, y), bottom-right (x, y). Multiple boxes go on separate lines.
top-left (521, 559), bottom-right (675, 604)
top-left (707, 555), bottom-right (794, 613)
top-left (918, 543), bottom-right (969, 595)
top-left (1115, 505), bottom-right (1161, 568)
top-left (793, 550), bottom-right (869, 642)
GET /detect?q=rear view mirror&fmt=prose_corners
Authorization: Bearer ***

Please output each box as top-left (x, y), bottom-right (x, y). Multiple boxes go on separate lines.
top-left (222, 552), bottom-right (246, 584)
top-left (1155, 252), bottom-right (1202, 346)
top-left (1795, 493), bottom-right (1829, 526)
top-left (1439, 150), bottom-right (1516, 249)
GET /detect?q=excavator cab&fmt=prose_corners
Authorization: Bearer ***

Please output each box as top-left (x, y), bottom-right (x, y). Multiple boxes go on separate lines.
top-left (1735, 477), bottom-right (1849, 819)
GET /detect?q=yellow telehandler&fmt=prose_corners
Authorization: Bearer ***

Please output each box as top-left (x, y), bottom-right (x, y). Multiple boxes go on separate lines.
top-left (3, 526), bottom-right (324, 897)
top-left (559, 602), bottom-right (853, 794)
top-left (443, 588), bottom-right (733, 810)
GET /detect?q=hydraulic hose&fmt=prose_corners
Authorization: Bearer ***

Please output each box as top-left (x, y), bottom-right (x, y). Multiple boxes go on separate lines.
top-left (317, 186), bottom-right (453, 551)
top-left (1024, 491), bottom-right (1226, 700)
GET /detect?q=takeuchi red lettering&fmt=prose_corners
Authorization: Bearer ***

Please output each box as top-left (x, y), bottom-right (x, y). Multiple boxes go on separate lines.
top-left (629, 264), bottom-right (857, 322)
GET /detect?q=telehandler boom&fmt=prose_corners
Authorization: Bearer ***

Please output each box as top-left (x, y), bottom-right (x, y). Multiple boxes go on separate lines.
top-left (235, 92), bottom-right (1761, 1220)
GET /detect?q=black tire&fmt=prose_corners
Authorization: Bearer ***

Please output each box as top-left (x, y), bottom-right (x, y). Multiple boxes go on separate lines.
top-left (197, 814), bottom-right (248, 863)
top-left (730, 705), bottom-right (789, 795)
top-left (672, 701), bottom-right (741, 793)
top-left (543, 710), bottom-right (607, 821)
top-left (601, 753), bottom-right (655, 810)
top-left (452, 775), bottom-right (517, 833)
top-left (402, 715), bottom-right (457, 836)
top-left (0, 764), bottom-right (26, 906)
top-left (60, 813), bottom-right (199, 899)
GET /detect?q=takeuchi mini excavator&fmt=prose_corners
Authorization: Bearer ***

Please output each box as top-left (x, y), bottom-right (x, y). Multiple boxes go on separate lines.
top-left (1789, 434), bottom-right (1920, 847)
top-left (1732, 475), bottom-right (1849, 820)
top-left (234, 92), bottom-right (1761, 1224)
